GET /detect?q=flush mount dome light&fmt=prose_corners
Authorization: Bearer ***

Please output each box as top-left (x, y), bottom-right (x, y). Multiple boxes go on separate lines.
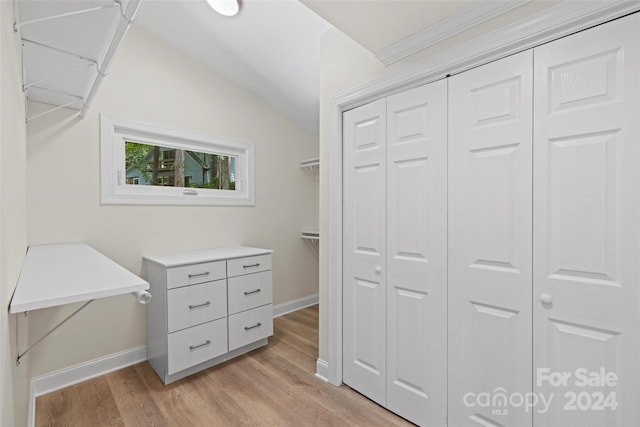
top-left (206, 0), bottom-right (239, 16)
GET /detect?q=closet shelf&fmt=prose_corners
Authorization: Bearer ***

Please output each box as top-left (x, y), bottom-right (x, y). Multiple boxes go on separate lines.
top-left (301, 230), bottom-right (319, 241)
top-left (9, 242), bottom-right (149, 366)
top-left (16, 0), bottom-right (142, 122)
top-left (300, 157), bottom-right (319, 171)
top-left (9, 243), bottom-right (149, 313)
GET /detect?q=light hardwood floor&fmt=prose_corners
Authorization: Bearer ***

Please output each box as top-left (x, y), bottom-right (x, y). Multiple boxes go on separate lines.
top-left (36, 305), bottom-right (412, 426)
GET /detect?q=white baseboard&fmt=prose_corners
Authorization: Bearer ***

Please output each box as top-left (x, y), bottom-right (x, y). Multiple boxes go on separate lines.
top-left (26, 296), bottom-right (319, 426)
top-left (315, 358), bottom-right (329, 382)
top-left (28, 345), bottom-right (147, 427)
top-left (272, 293), bottom-right (318, 318)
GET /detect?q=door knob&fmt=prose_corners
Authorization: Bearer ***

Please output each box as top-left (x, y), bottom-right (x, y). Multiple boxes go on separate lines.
top-left (375, 266), bottom-right (382, 274)
top-left (540, 293), bottom-right (553, 305)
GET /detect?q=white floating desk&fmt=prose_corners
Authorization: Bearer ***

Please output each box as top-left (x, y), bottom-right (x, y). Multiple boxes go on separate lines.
top-left (10, 243), bottom-right (149, 313)
top-left (9, 243), bottom-right (149, 366)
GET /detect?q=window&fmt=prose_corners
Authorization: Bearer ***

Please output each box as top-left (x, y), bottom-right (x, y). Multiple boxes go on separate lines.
top-left (100, 114), bottom-right (255, 205)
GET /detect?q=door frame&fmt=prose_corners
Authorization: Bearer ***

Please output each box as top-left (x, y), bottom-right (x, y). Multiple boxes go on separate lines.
top-left (326, 0), bottom-right (640, 386)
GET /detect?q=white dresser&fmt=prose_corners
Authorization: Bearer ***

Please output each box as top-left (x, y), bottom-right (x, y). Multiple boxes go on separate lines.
top-left (144, 247), bottom-right (273, 384)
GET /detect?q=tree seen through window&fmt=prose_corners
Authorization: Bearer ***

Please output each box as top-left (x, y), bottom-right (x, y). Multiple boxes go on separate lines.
top-left (125, 141), bottom-right (236, 190)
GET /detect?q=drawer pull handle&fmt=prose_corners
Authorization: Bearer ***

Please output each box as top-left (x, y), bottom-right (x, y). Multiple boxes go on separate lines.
top-left (188, 271), bottom-right (210, 278)
top-left (189, 340), bottom-right (211, 350)
top-left (189, 301), bottom-right (211, 310)
top-left (189, 271), bottom-right (211, 279)
top-left (244, 289), bottom-right (261, 296)
top-left (243, 263), bottom-right (260, 269)
top-left (244, 322), bottom-right (262, 331)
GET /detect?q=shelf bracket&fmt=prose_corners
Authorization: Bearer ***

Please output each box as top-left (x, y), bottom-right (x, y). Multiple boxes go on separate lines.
top-left (16, 300), bottom-right (94, 366)
top-left (25, 86), bottom-right (84, 122)
top-left (25, 97), bottom-right (84, 123)
top-left (23, 63), bottom-right (96, 91)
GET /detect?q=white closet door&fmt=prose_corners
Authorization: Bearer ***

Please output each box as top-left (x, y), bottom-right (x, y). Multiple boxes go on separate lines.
top-left (533, 14), bottom-right (640, 427)
top-left (449, 50), bottom-right (533, 427)
top-left (342, 98), bottom-right (387, 406)
top-left (386, 81), bottom-right (447, 426)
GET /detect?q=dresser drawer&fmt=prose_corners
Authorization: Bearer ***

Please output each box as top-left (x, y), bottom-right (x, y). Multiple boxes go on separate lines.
top-left (228, 271), bottom-right (272, 315)
top-left (166, 261), bottom-right (226, 289)
top-left (167, 279), bottom-right (227, 333)
top-left (227, 254), bottom-right (272, 278)
top-left (167, 318), bottom-right (227, 375)
top-left (228, 304), bottom-right (273, 351)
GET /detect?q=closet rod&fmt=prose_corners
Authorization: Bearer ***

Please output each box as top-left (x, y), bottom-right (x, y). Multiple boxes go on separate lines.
top-left (80, 0), bottom-right (142, 118)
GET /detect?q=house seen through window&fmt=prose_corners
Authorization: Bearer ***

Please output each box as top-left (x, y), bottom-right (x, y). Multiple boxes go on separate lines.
top-left (125, 141), bottom-right (236, 191)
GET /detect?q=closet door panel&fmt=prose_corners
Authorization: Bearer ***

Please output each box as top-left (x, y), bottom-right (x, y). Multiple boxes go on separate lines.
top-left (386, 80), bottom-right (447, 426)
top-left (533, 14), bottom-right (640, 427)
top-left (342, 99), bottom-right (387, 406)
top-left (449, 50), bottom-right (533, 427)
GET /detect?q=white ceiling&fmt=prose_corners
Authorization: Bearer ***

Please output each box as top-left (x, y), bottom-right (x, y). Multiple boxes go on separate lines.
top-left (135, 0), bottom-right (331, 133)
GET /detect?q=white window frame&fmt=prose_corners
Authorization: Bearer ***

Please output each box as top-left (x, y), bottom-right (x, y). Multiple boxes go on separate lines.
top-left (100, 114), bottom-right (255, 206)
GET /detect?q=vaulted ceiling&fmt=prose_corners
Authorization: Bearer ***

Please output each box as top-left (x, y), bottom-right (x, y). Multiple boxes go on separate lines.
top-left (136, 0), bottom-right (331, 133)
top-left (136, 0), bottom-right (555, 133)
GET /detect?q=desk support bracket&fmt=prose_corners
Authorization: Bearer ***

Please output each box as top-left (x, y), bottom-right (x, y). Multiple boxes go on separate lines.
top-left (16, 300), bottom-right (94, 366)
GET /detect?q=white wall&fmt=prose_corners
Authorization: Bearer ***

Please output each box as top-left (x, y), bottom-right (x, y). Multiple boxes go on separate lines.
top-left (0, 1), bottom-right (30, 425)
top-left (26, 25), bottom-right (319, 377)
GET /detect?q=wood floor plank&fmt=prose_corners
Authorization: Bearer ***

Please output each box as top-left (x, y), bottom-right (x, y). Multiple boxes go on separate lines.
top-left (35, 305), bottom-right (412, 426)
top-left (188, 364), bottom-right (256, 427)
top-left (105, 365), bottom-right (167, 427)
top-left (138, 367), bottom-right (223, 426)
top-left (36, 376), bottom-right (124, 427)
top-left (271, 323), bottom-right (318, 361)
top-left (251, 343), bottom-right (411, 426)
top-left (205, 358), bottom-right (297, 426)
top-left (279, 307), bottom-right (318, 328)
top-left (246, 349), bottom-right (400, 426)
top-left (275, 314), bottom-right (318, 341)
top-left (233, 351), bottom-right (332, 417)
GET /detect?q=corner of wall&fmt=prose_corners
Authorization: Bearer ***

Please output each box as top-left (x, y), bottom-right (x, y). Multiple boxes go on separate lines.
top-left (1, 0), bottom-right (30, 425)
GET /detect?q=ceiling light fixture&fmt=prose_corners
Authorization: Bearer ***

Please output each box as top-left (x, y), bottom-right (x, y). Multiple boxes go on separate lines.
top-left (206, 0), bottom-right (239, 17)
